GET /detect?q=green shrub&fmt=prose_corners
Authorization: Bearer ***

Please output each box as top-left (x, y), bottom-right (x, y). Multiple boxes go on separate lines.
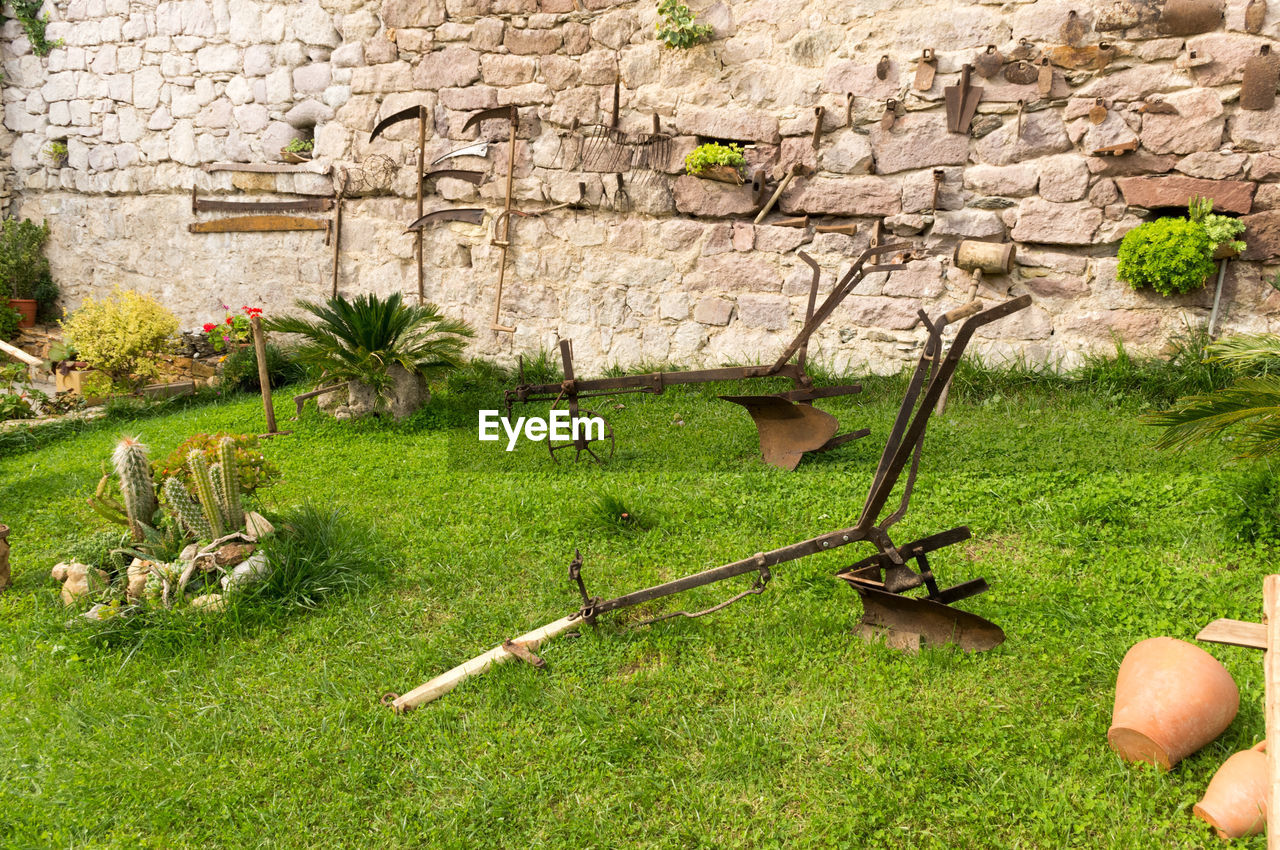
top-left (65, 530), bottom-right (131, 575)
top-left (219, 343), bottom-right (304, 392)
top-left (1217, 462), bottom-right (1280, 543)
top-left (1117, 218), bottom-right (1216, 296)
top-left (0, 218), bottom-right (51, 300)
top-left (656, 0), bottom-right (712, 48)
top-left (32, 271), bottom-right (59, 322)
top-left (684, 142), bottom-right (746, 176)
top-left (60, 287), bottom-right (179, 384)
top-left (0, 305), bottom-right (20, 341)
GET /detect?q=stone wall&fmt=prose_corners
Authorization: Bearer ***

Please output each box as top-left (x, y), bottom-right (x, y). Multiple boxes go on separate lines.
top-left (3, 0), bottom-right (1280, 372)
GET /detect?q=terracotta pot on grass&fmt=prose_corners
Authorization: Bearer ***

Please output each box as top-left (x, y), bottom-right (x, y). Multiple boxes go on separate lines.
top-left (1194, 741), bottom-right (1268, 840)
top-left (8, 298), bottom-right (36, 329)
top-left (1108, 637), bottom-right (1239, 770)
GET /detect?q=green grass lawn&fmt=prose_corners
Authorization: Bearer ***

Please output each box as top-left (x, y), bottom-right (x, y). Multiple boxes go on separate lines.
top-left (0, 367), bottom-right (1274, 849)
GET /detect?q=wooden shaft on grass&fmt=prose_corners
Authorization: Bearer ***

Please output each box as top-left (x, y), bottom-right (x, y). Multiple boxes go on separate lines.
top-left (249, 315), bottom-right (277, 434)
top-left (1267, 574), bottom-right (1280, 849)
top-left (391, 613), bottom-right (581, 712)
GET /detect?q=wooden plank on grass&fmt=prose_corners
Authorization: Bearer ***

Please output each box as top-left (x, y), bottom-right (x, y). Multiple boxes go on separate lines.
top-left (1197, 618), bottom-right (1267, 650)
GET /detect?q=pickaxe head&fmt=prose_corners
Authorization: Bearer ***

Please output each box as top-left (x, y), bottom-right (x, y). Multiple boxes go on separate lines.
top-left (369, 105), bottom-right (428, 143)
top-left (405, 208), bottom-right (485, 233)
top-left (462, 105), bottom-right (518, 136)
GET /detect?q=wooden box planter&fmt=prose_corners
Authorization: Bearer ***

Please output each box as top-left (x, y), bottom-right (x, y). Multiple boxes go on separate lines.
top-left (690, 164), bottom-right (744, 185)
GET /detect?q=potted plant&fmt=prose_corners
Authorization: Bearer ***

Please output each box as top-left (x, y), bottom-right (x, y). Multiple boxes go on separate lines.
top-left (0, 218), bottom-right (52, 328)
top-left (44, 140), bottom-right (68, 168)
top-left (280, 137), bottom-right (314, 163)
top-left (684, 142), bottom-right (747, 185)
top-left (201, 304), bottom-right (259, 352)
top-left (1118, 198), bottom-right (1248, 296)
top-left (265, 293), bottom-right (473, 421)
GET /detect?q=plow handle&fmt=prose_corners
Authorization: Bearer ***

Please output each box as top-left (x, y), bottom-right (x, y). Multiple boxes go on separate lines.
top-left (391, 613), bottom-right (581, 713)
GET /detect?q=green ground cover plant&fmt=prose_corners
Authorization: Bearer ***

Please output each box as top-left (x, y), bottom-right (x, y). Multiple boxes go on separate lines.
top-left (0, 345), bottom-right (1273, 848)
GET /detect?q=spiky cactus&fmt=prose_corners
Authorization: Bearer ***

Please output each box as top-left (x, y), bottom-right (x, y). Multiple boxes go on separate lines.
top-left (216, 436), bottom-right (244, 530)
top-left (163, 477), bottom-right (212, 540)
top-left (112, 436), bottom-right (158, 541)
top-left (187, 449), bottom-right (227, 539)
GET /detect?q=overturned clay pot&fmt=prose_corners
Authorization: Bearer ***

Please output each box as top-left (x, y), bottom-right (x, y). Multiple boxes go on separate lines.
top-left (1194, 741), bottom-right (1268, 840)
top-left (1108, 637), bottom-right (1239, 769)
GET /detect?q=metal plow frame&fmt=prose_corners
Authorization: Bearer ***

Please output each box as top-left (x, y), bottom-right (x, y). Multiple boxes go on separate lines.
top-left (505, 243), bottom-right (913, 470)
top-left (389, 294), bottom-right (1031, 712)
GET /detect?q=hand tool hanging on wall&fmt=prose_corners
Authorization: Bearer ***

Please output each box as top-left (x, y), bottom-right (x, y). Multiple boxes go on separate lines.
top-left (1004, 60), bottom-right (1038, 85)
top-left (369, 105), bottom-right (429, 303)
top-left (753, 163), bottom-right (806, 224)
top-left (430, 141), bottom-right (489, 165)
top-left (913, 49), bottom-right (937, 91)
top-left (1044, 42), bottom-right (1116, 71)
top-left (1037, 57), bottom-right (1054, 96)
top-left (505, 244), bottom-right (912, 470)
top-left (188, 215), bottom-right (330, 235)
top-left (331, 169), bottom-right (348, 297)
top-left (422, 168), bottom-right (486, 187)
top-left (945, 64), bottom-right (983, 133)
top-left (404, 208), bottom-right (486, 231)
top-left (1159, 0), bottom-right (1225, 35)
top-left (462, 105), bottom-right (522, 332)
top-left (1245, 0), bottom-right (1266, 32)
top-left (387, 295), bottom-right (1033, 712)
top-left (974, 44), bottom-right (1003, 79)
top-left (1061, 9), bottom-right (1087, 45)
top-left (1241, 44), bottom-right (1279, 111)
top-left (190, 188), bottom-right (335, 214)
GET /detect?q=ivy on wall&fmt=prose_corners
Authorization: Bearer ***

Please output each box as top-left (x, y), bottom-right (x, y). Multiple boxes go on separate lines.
top-left (8, 0), bottom-right (61, 57)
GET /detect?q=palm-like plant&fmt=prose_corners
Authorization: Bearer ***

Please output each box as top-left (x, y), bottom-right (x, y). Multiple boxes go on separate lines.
top-left (264, 293), bottom-right (473, 399)
top-left (1145, 333), bottom-right (1280, 456)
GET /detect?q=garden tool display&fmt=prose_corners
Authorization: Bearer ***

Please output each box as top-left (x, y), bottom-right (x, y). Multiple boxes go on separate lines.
top-left (422, 168), bottom-right (486, 187)
top-left (913, 49), bottom-right (937, 91)
top-left (753, 163), bottom-right (806, 224)
top-left (880, 99), bottom-right (898, 130)
top-left (1159, 0), bottom-right (1225, 35)
top-left (463, 105), bottom-right (521, 332)
top-left (876, 54), bottom-right (891, 80)
top-left (1009, 38), bottom-right (1037, 63)
top-left (388, 295), bottom-right (1033, 712)
top-left (975, 45), bottom-right (1003, 79)
top-left (187, 215), bottom-right (330, 236)
top-left (506, 244), bottom-right (913, 470)
top-left (1089, 98), bottom-right (1108, 124)
top-left (1241, 44), bottom-right (1278, 111)
top-left (945, 64), bottom-right (983, 133)
top-left (369, 104), bottom-right (428, 303)
top-left (1037, 58), bottom-right (1054, 95)
top-left (190, 187), bottom-right (334, 214)
top-left (332, 169), bottom-right (348, 297)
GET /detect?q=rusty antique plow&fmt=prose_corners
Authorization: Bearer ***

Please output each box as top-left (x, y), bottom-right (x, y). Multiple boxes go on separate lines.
top-left (506, 243), bottom-right (914, 470)
top-left (388, 294), bottom-right (1031, 712)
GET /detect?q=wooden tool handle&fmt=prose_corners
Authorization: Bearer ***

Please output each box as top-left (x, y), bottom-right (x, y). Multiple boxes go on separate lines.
top-left (1265, 575), bottom-right (1280, 849)
top-left (390, 613), bottom-right (581, 713)
top-left (943, 301), bottom-right (983, 324)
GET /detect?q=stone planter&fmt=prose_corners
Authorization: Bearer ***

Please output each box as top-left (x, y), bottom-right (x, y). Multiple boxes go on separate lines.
top-left (8, 299), bottom-right (36, 329)
top-left (328, 364), bottom-right (430, 421)
top-left (1212, 243), bottom-right (1240, 260)
top-left (690, 164), bottom-right (744, 185)
top-left (280, 149), bottom-right (312, 163)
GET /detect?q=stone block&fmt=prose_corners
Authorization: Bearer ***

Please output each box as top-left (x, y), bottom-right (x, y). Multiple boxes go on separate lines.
top-left (1140, 88), bottom-right (1223, 154)
top-left (737, 293), bottom-right (790, 329)
top-left (693, 297), bottom-right (732, 325)
top-left (779, 176), bottom-right (900, 217)
top-left (1114, 175), bottom-right (1254, 213)
top-left (964, 163), bottom-right (1039, 197)
top-left (1186, 32), bottom-right (1267, 86)
top-left (822, 58), bottom-right (900, 101)
top-left (931, 209), bottom-right (1005, 239)
top-left (869, 113), bottom-right (968, 175)
top-left (1175, 152), bottom-right (1248, 179)
top-left (676, 108), bottom-right (780, 144)
top-left (1038, 155), bottom-right (1091, 202)
top-left (672, 175), bottom-right (757, 217)
top-left (481, 54), bottom-right (536, 86)
top-left (504, 28), bottom-right (562, 55)
top-left (415, 46), bottom-right (480, 89)
top-left (1232, 104), bottom-right (1280, 152)
top-left (1010, 198), bottom-right (1103, 245)
top-left (842, 296), bottom-right (923, 331)
top-left (975, 111), bottom-right (1072, 166)
top-left (382, 0), bottom-right (445, 27)
top-left (1242, 210), bottom-right (1280, 260)
top-left (883, 259), bottom-right (946, 298)
top-left (1251, 151), bottom-right (1280, 180)
top-left (820, 131), bottom-right (872, 175)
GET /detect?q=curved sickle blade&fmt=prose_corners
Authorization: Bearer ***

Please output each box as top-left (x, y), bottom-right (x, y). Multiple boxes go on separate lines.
top-left (720, 395), bottom-right (840, 471)
top-left (462, 105), bottom-right (517, 135)
top-left (405, 208), bottom-right (485, 232)
top-left (370, 105), bottom-right (426, 142)
top-left (423, 168), bottom-right (486, 186)
top-left (851, 584), bottom-right (1005, 652)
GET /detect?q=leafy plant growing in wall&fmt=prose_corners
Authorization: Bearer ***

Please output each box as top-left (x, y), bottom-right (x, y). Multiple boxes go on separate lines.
top-left (1118, 198), bottom-right (1248, 296)
top-left (8, 0), bottom-right (63, 56)
top-left (656, 0), bottom-right (712, 48)
top-left (684, 142), bottom-right (746, 183)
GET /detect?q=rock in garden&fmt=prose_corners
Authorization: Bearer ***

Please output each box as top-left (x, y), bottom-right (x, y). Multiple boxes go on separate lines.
top-left (222, 552), bottom-right (271, 592)
top-left (214, 541), bottom-right (256, 567)
top-left (50, 562), bottom-right (109, 606)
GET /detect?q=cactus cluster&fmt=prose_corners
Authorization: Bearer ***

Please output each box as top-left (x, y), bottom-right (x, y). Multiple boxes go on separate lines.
top-left (111, 435), bottom-right (158, 541)
top-left (163, 437), bottom-right (245, 540)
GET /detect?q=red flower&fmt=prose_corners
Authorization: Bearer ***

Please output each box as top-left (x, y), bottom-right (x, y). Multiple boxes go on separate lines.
top-left (225, 317), bottom-right (233, 325)
top-left (203, 323), bottom-right (216, 332)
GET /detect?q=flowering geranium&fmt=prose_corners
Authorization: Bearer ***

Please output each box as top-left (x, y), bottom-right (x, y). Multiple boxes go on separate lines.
top-left (203, 304), bottom-right (262, 351)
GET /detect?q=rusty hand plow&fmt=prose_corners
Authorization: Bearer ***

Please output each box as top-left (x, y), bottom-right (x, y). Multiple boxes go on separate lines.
top-left (389, 293), bottom-right (1032, 712)
top-left (505, 243), bottom-right (915, 470)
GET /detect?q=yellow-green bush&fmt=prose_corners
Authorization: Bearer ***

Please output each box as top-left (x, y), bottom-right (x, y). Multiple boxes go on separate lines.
top-left (61, 288), bottom-right (179, 384)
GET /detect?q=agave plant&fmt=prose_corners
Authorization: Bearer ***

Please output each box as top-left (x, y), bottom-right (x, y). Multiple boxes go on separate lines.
top-left (264, 293), bottom-right (473, 400)
top-left (1145, 333), bottom-right (1280, 456)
